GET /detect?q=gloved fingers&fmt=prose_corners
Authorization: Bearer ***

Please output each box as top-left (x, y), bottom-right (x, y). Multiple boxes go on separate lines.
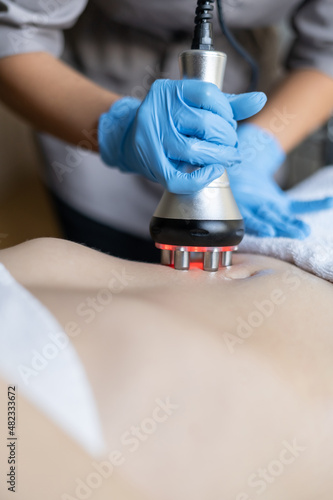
top-left (256, 205), bottom-right (310, 239)
top-left (242, 208), bottom-right (276, 237)
top-left (289, 196), bottom-right (333, 214)
top-left (173, 105), bottom-right (238, 146)
top-left (226, 92), bottom-right (267, 121)
top-left (165, 163), bottom-right (225, 194)
top-left (166, 135), bottom-right (241, 167)
top-left (275, 216), bottom-right (311, 239)
top-left (98, 97), bottom-right (142, 167)
top-left (180, 80), bottom-right (236, 128)
top-left (285, 216), bottom-right (311, 238)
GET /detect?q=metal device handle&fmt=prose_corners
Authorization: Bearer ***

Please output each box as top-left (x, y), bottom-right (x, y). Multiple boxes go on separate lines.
top-left (179, 49), bottom-right (227, 90)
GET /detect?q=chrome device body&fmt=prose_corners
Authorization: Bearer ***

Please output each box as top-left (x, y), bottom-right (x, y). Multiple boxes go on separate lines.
top-left (149, 49), bottom-right (244, 271)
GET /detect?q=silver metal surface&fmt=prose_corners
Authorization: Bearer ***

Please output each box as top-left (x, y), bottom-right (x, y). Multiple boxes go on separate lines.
top-left (203, 250), bottom-right (220, 272)
top-left (153, 170), bottom-right (242, 220)
top-left (221, 251), bottom-right (232, 267)
top-left (157, 245), bottom-right (236, 272)
top-left (152, 49), bottom-right (244, 267)
top-left (161, 249), bottom-right (173, 266)
top-left (179, 50), bottom-right (227, 89)
top-left (174, 250), bottom-right (190, 271)
top-left (190, 251), bottom-right (204, 262)
top-left (152, 49), bottom-right (242, 223)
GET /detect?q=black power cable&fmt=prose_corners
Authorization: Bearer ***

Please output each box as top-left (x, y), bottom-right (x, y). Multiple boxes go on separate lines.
top-left (191, 0), bottom-right (259, 91)
top-left (216, 0), bottom-right (259, 91)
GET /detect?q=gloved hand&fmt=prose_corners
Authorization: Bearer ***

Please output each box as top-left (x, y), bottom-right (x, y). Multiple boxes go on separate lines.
top-left (98, 79), bottom-right (266, 194)
top-left (228, 123), bottom-right (333, 238)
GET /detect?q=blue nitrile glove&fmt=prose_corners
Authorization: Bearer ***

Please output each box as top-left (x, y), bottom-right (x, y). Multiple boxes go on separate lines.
top-left (98, 79), bottom-right (267, 194)
top-left (228, 123), bottom-right (333, 238)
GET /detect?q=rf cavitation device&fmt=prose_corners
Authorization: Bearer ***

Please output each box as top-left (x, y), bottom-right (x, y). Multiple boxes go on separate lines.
top-left (150, 0), bottom-right (246, 272)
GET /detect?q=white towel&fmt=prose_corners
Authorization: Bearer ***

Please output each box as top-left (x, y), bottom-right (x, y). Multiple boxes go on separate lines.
top-left (239, 166), bottom-right (333, 282)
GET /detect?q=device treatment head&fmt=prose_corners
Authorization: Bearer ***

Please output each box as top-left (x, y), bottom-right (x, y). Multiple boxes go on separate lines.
top-left (149, 0), bottom-right (245, 271)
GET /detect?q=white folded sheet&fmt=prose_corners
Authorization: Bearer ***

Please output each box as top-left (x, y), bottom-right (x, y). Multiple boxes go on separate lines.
top-left (239, 166), bottom-right (333, 282)
top-left (0, 263), bottom-right (106, 456)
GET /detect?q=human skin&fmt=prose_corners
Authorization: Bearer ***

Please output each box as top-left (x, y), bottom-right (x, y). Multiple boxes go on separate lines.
top-left (249, 68), bottom-right (333, 152)
top-left (0, 237), bottom-right (333, 500)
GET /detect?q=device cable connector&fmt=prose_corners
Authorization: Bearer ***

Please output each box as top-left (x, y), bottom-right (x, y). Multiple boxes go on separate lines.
top-left (191, 0), bottom-right (215, 50)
